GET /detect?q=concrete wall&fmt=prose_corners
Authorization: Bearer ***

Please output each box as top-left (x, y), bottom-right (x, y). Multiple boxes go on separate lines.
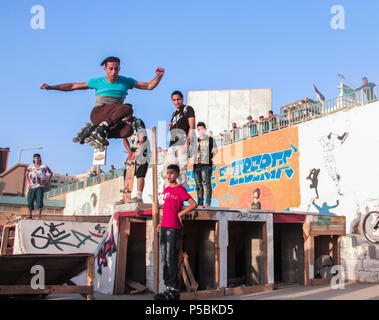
top-left (298, 100), bottom-right (379, 233)
top-left (187, 89), bottom-right (272, 135)
top-left (0, 163), bottom-right (28, 196)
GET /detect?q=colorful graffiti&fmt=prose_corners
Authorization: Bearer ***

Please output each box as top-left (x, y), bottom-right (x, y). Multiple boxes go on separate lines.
top-left (187, 127), bottom-right (300, 210)
top-left (96, 225), bottom-right (117, 275)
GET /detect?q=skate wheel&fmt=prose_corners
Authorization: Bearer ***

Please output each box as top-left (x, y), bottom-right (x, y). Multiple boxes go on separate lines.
top-left (89, 141), bottom-right (95, 146)
top-left (86, 122), bottom-right (91, 126)
top-left (84, 137), bottom-right (91, 143)
top-left (73, 137), bottom-right (79, 143)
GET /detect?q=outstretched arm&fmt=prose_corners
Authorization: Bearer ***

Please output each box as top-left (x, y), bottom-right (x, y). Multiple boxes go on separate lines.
top-left (134, 67), bottom-right (164, 90)
top-left (40, 82), bottom-right (89, 91)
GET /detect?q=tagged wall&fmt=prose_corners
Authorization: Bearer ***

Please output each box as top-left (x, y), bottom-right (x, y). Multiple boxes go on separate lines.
top-left (184, 100), bottom-right (379, 234)
top-left (13, 220), bottom-right (108, 254)
top-left (187, 127), bottom-right (300, 211)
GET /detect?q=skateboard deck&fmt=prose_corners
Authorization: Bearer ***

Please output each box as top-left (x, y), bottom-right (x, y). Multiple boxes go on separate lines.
top-left (121, 159), bottom-right (136, 203)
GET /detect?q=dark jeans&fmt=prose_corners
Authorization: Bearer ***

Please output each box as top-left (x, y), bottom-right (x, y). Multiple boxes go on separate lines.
top-left (194, 165), bottom-right (213, 205)
top-left (160, 227), bottom-right (180, 289)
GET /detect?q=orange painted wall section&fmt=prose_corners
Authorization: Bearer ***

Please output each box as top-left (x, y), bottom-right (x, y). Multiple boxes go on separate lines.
top-left (187, 127), bottom-right (300, 210)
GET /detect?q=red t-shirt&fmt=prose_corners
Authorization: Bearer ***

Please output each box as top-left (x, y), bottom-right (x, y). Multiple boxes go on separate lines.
top-left (161, 185), bottom-right (191, 229)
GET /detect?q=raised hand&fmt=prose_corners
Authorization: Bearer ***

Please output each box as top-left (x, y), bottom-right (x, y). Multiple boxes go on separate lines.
top-left (155, 67), bottom-right (165, 77)
top-left (40, 83), bottom-right (50, 90)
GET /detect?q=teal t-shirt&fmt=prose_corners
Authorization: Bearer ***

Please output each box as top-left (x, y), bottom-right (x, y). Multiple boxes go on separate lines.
top-left (87, 76), bottom-right (137, 98)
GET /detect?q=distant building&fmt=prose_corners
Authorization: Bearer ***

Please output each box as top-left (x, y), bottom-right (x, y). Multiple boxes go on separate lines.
top-left (47, 173), bottom-right (78, 191)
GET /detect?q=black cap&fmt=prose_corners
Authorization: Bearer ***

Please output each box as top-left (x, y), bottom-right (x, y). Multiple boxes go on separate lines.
top-left (33, 153), bottom-right (41, 158)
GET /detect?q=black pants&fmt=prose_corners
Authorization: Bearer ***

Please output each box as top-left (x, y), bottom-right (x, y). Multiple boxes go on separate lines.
top-left (160, 227), bottom-right (180, 289)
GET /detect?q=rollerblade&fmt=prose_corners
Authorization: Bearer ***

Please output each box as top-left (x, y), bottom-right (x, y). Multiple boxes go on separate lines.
top-left (88, 123), bottom-right (110, 151)
top-left (154, 288), bottom-right (180, 300)
top-left (73, 122), bottom-right (109, 151)
top-left (72, 122), bottom-right (96, 144)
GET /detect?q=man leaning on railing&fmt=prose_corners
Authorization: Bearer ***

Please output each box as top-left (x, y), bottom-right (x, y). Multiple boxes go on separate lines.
top-left (358, 77), bottom-right (377, 103)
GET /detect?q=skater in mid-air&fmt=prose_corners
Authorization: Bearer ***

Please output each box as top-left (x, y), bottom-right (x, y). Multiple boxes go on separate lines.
top-left (40, 56), bottom-right (164, 149)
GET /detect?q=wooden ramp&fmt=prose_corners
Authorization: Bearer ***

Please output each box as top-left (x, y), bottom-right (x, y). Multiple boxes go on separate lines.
top-left (0, 253), bottom-right (95, 299)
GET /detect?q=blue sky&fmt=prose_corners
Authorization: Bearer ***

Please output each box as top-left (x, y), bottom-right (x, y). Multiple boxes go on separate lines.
top-left (1, 0), bottom-right (378, 175)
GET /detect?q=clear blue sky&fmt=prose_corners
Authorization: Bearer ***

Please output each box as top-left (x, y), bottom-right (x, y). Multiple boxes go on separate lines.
top-left (1, 0), bottom-right (378, 175)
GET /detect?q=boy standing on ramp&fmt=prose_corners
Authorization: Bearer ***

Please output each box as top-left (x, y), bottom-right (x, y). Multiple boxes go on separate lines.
top-left (155, 164), bottom-right (197, 300)
top-left (40, 56), bottom-right (164, 149)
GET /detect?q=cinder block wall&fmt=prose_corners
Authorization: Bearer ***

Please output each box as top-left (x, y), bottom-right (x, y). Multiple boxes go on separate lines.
top-left (340, 235), bottom-right (379, 283)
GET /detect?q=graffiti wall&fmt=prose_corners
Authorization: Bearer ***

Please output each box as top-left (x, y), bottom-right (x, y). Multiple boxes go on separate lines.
top-left (13, 220), bottom-right (108, 254)
top-left (93, 215), bottom-right (119, 294)
top-left (298, 100), bottom-right (379, 233)
top-left (187, 127), bottom-right (300, 211)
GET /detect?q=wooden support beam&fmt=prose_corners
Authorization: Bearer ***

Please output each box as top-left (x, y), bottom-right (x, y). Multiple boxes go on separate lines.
top-left (152, 126), bottom-right (160, 294)
top-left (114, 217), bottom-right (130, 295)
top-left (86, 255), bottom-right (95, 300)
top-left (262, 221), bottom-right (268, 285)
top-left (126, 280), bottom-right (146, 294)
top-left (0, 285), bottom-right (93, 295)
top-left (215, 221), bottom-right (220, 289)
top-left (0, 226), bottom-right (10, 256)
top-left (303, 223), bottom-right (310, 286)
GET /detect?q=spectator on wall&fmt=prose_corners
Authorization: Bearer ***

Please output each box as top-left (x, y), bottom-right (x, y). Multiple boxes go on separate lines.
top-left (358, 77), bottom-right (376, 102)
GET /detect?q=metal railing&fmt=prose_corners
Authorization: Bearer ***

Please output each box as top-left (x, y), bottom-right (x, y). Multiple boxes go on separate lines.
top-left (44, 168), bottom-right (125, 199)
top-left (216, 85), bottom-right (377, 146)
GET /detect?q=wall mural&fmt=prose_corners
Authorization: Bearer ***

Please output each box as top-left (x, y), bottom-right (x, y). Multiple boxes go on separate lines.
top-left (14, 220), bottom-right (108, 254)
top-left (319, 132), bottom-right (348, 196)
top-left (186, 127), bottom-right (301, 210)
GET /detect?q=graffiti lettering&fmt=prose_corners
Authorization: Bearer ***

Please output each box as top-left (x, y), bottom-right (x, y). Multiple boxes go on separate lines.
top-left (30, 222), bottom-right (102, 251)
top-left (236, 213), bottom-right (260, 220)
top-left (317, 216), bottom-right (332, 226)
top-left (31, 224), bottom-right (74, 251)
top-left (229, 146), bottom-right (297, 186)
top-left (97, 225), bottom-right (117, 275)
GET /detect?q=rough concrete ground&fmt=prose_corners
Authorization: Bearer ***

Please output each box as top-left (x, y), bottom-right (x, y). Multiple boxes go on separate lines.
top-left (44, 282), bottom-right (379, 300)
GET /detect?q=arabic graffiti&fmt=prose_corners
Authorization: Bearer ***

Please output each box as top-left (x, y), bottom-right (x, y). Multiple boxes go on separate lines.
top-left (30, 222), bottom-right (104, 251)
top-left (96, 225), bottom-right (117, 275)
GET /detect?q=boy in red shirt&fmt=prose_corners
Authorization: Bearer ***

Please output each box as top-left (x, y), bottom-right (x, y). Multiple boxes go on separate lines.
top-left (155, 164), bottom-right (197, 300)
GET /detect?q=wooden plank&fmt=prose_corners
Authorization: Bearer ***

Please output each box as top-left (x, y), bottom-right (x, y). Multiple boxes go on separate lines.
top-left (180, 261), bottom-right (191, 292)
top-left (86, 255), bottom-right (95, 300)
top-left (0, 226), bottom-right (10, 255)
top-left (224, 284), bottom-right (274, 296)
top-left (310, 236), bottom-right (315, 265)
top-left (303, 224), bottom-right (310, 286)
top-left (183, 253), bottom-right (198, 291)
top-left (180, 289), bottom-right (225, 300)
top-left (152, 126), bottom-right (160, 295)
top-left (34, 215), bottom-right (111, 223)
top-left (310, 278), bottom-right (331, 286)
top-left (114, 217), bottom-right (130, 295)
top-left (215, 221), bottom-right (220, 289)
top-left (65, 279), bottom-right (88, 300)
top-left (0, 285), bottom-right (93, 295)
top-left (126, 280), bottom-right (146, 294)
top-left (262, 221), bottom-right (268, 285)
